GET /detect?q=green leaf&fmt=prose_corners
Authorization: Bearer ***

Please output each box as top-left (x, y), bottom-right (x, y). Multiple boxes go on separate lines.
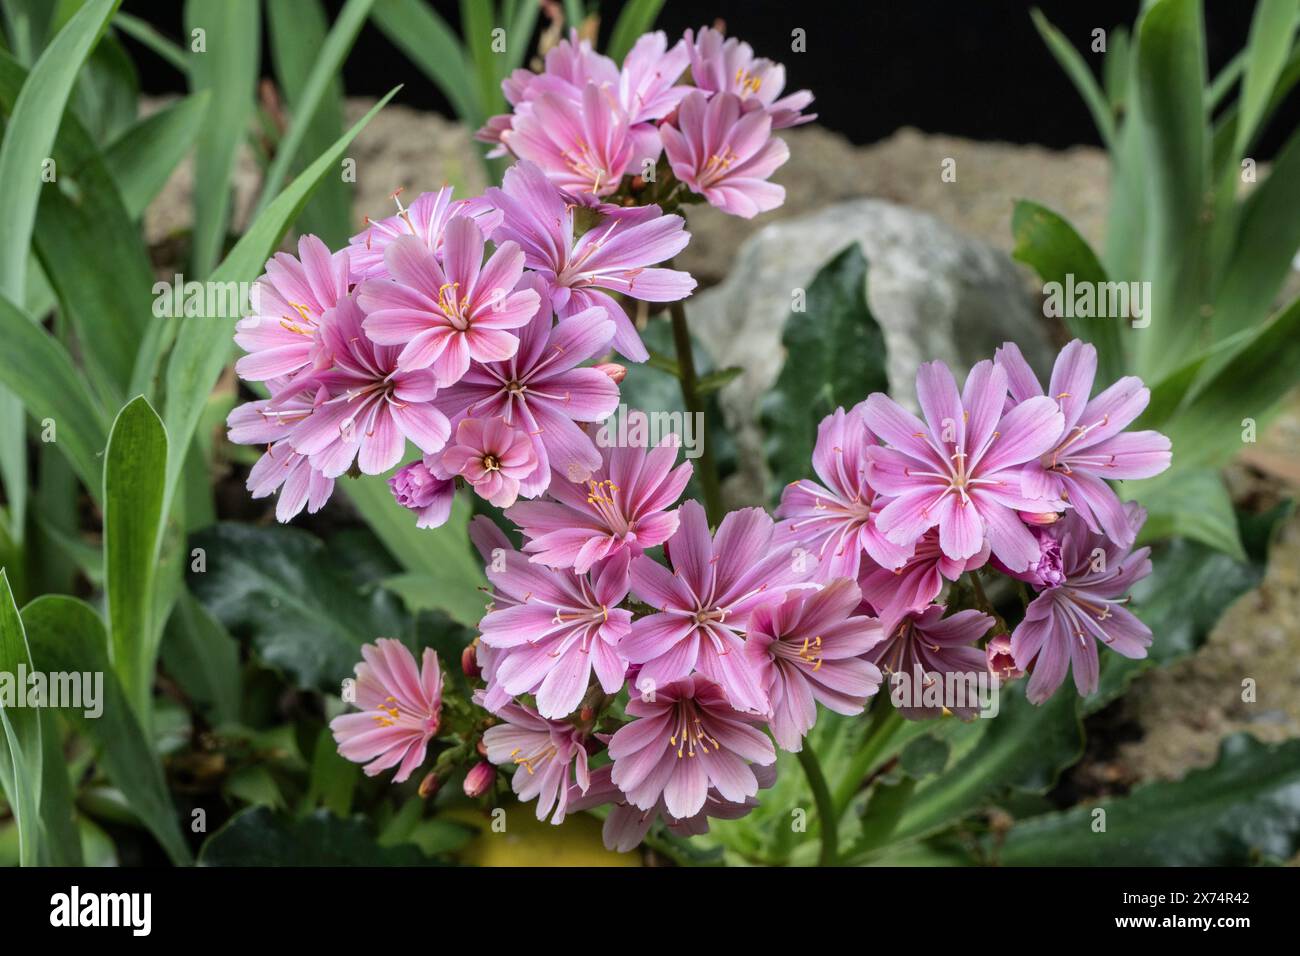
top-left (110, 11), bottom-right (188, 74)
top-left (160, 589), bottom-right (241, 726)
top-left (21, 595), bottom-right (192, 864)
top-left (372, 0), bottom-right (478, 126)
top-left (200, 806), bottom-right (437, 865)
top-left (0, 569), bottom-right (42, 865)
top-left (1131, 0), bottom-right (1210, 380)
top-left (72, 28), bottom-right (137, 145)
top-left (607, 0), bottom-right (665, 64)
top-left (160, 89), bottom-right (397, 512)
top-left (103, 396), bottom-right (169, 720)
top-left (257, 0), bottom-right (375, 225)
top-left (187, 522), bottom-right (412, 692)
top-left (460, 0), bottom-right (503, 120)
top-left (103, 89), bottom-right (210, 219)
top-left (1030, 9), bottom-right (1116, 147)
top-left (342, 478), bottom-right (485, 626)
top-left (0, 292), bottom-right (110, 498)
top-left (891, 687), bottom-right (1084, 843)
top-left (1009, 199), bottom-right (1126, 383)
top-left (991, 734), bottom-right (1300, 865)
top-left (1131, 467), bottom-right (1244, 558)
top-left (37, 712), bottom-right (81, 866)
top-left (1234, 0), bottom-right (1299, 159)
top-left (760, 244), bottom-right (888, 494)
top-left (185, 0), bottom-right (260, 276)
top-left (305, 727), bottom-right (359, 817)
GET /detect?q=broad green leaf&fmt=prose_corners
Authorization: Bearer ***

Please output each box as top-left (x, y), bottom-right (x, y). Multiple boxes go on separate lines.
top-left (608, 0), bottom-right (665, 64)
top-left (200, 806), bottom-right (436, 865)
top-left (1131, 0), bottom-right (1210, 380)
top-left (103, 90), bottom-right (210, 219)
top-left (304, 727), bottom-right (359, 817)
top-left (461, 0), bottom-right (503, 120)
top-left (342, 477), bottom-right (485, 622)
top-left (21, 594), bottom-right (192, 863)
top-left (1233, 0), bottom-right (1299, 159)
top-left (0, 0), bottom-right (119, 542)
top-left (1161, 295), bottom-right (1300, 469)
top-left (72, 28), bottom-right (137, 145)
top-left (103, 396), bottom-right (169, 720)
top-left (991, 734), bottom-right (1300, 865)
top-left (371, 0), bottom-right (479, 126)
top-left (760, 244), bottom-right (888, 495)
top-left (1010, 200), bottom-right (1127, 383)
top-left (257, 0), bottom-right (375, 224)
top-left (0, 49), bottom-right (153, 405)
top-left (187, 522), bottom-right (412, 692)
top-left (185, 0), bottom-right (260, 276)
top-left (0, 292), bottom-right (110, 497)
top-left (160, 589), bottom-right (241, 726)
top-left (504, 0), bottom-right (540, 74)
top-left (0, 0), bottom-right (54, 65)
top-left (37, 711), bottom-right (81, 865)
top-left (891, 687), bottom-right (1084, 843)
top-left (0, 569), bottom-right (42, 865)
top-left (1131, 466), bottom-right (1244, 558)
top-left (1029, 9), bottom-right (1116, 147)
top-left (160, 90), bottom-right (398, 511)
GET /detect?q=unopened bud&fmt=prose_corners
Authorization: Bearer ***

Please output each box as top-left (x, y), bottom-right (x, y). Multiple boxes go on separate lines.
top-left (462, 641), bottom-right (482, 679)
top-left (418, 771), bottom-right (441, 799)
top-left (463, 761), bottom-right (495, 798)
top-left (579, 705), bottom-right (594, 723)
top-left (1017, 510), bottom-right (1060, 526)
top-left (595, 362), bottom-right (627, 384)
top-left (477, 738), bottom-right (489, 756)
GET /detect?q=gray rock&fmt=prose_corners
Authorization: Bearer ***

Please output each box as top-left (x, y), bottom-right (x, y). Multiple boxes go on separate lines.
top-left (684, 198), bottom-right (1056, 506)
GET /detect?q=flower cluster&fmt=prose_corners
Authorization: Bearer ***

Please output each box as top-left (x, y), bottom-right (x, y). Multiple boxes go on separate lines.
top-left (477, 26), bottom-right (811, 218)
top-left (250, 26), bottom-right (1172, 856)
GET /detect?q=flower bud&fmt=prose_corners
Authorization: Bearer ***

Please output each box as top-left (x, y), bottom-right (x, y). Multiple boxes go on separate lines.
top-left (476, 738), bottom-right (489, 757)
top-left (461, 641), bottom-right (482, 679)
top-left (418, 771), bottom-right (441, 799)
top-left (986, 634), bottom-right (1023, 682)
top-left (1017, 510), bottom-right (1060, 526)
top-left (595, 362), bottom-right (627, 384)
top-left (463, 761), bottom-right (495, 798)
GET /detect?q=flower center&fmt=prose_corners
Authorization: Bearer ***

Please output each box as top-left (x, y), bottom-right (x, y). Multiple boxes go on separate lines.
top-left (669, 701), bottom-right (719, 759)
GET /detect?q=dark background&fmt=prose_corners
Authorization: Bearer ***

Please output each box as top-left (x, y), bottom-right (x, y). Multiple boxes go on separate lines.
top-left (119, 0), bottom-right (1299, 157)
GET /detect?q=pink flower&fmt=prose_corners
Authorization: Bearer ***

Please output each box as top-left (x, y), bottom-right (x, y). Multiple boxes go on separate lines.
top-left (1011, 507), bottom-right (1153, 704)
top-left (482, 700), bottom-right (591, 823)
top-left (435, 274), bottom-right (620, 494)
top-left (862, 360), bottom-right (1066, 572)
top-left (568, 763), bottom-right (775, 852)
top-left (857, 528), bottom-right (987, 626)
top-left (986, 634), bottom-right (1023, 682)
top-left (478, 548), bottom-right (631, 719)
top-left (485, 161), bottom-right (695, 362)
top-left (357, 216), bottom-right (539, 385)
top-left (507, 82), bottom-right (640, 197)
top-left (463, 761), bottom-right (496, 797)
top-left (233, 234), bottom-right (347, 388)
top-left (439, 417), bottom-right (537, 508)
top-left (995, 340), bottom-right (1171, 547)
top-left (227, 387), bottom-right (335, 521)
top-left (622, 500), bottom-right (811, 713)
top-left (684, 26), bottom-right (815, 129)
top-left (330, 639), bottom-right (443, 783)
top-left (389, 456), bottom-right (456, 528)
top-left (607, 675), bottom-right (776, 819)
top-left (867, 605), bottom-right (993, 720)
top-left (288, 294), bottom-right (450, 477)
top-left (348, 187), bottom-right (502, 282)
top-left (619, 31), bottom-right (692, 124)
top-left (776, 403), bottom-right (913, 582)
top-left (506, 439), bottom-right (693, 573)
top-left (661, 91), bottom-right (789, 218)
top-left (743, 579), bottom-right (885, 751)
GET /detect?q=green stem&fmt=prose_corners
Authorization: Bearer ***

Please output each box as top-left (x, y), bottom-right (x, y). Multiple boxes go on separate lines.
top-left (968, 570), bottom-right (1008, 633)
top-left (667, 298), bottom-right (723, 525)
top-left (795, 744), bottom-right (838, 867)
top-left (833, 702), bottom-right (904, 815)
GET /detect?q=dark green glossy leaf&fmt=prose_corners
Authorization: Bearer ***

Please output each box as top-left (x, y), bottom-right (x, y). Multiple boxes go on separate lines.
top-left (199, 806), bottom-right (437, 865)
